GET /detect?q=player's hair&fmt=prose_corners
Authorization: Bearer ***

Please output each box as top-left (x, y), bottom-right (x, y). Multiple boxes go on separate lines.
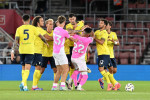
top-left (68, 13), bottom-right (76, 18)
top-left (32, 16), bottom-right (42, 27)
top-left (22, 14), bottom-right (30, 21)
top-left (108, 21), bottom-right (112, 26)
top-left (45, 19), bottom-right (54, 24)
top-left (100, 19), bottom-right (108, 26)
top-left (84, 28), bottom-right (92, 34)
top-left (57, 16), bottom-right (66, 24)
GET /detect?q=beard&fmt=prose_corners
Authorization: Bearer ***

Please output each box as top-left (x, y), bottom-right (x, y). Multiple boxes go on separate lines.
top-left (71, 22), bottom-right (76, 25)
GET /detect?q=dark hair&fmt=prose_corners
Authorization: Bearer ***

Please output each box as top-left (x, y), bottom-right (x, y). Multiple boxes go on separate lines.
top-left (32, 16), bottom-right (42, 27)
top-left (22, 14), bottom-right (30, 21)
top-left (108, 21), bottom-right (112, 26)
top-left (58, 16), bottom-right (66, 24)
top-left (100, 19), bottom-right (108, 26)
top-left (68, 13), bottom-right (76, 18)
top-left (84, 28), bottom-right (92, 34)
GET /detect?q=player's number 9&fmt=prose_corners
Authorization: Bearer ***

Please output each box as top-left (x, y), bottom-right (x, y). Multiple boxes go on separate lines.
top-left (24, 30), bottom-right (29, 40)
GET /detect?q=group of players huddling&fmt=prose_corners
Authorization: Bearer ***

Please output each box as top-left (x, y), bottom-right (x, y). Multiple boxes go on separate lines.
top-left (11, 13), bottom-right (121, 91)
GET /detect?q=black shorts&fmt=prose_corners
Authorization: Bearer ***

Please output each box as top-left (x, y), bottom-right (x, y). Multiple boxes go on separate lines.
top-left (98, 55), bottom-right (110, 69)
top-left (20, 54), bottom-right (34, 66)
top-left (32, 53), bottom-right (42, 66)
top-left (41, 57), bottom-right (56, 68)
top-left (66, 54), bottom-right (71, 66)
top-left (70, 47), bottom-right (73, 56)
top-left (108, 58), bottom-right (117, 68)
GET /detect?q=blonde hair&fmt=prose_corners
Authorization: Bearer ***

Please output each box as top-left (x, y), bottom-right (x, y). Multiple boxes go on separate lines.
top-left (45, 19), bottom-right (54, 24)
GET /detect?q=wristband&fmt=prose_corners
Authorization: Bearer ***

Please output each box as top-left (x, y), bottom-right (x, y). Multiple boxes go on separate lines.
top-left (114, 41), bottom-right (117, 45)
top-left (11, 49), bottom-right (14, 53)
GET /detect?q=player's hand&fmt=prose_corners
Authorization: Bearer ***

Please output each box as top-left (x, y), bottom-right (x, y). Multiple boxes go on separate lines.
top-left (11, 52), bottom-right (15, 61)
top-left (73, 39), bottom-right (78, 43)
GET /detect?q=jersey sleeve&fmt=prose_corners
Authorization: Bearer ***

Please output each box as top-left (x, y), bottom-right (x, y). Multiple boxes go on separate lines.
top-left (114, 32), bottom-right (118, 40)
top-left (15, 28), bottom-right (20, 37)
top-left (72, 34), bottom-right (79, 39)
top-left (64, 30), bottom-right (70, 38)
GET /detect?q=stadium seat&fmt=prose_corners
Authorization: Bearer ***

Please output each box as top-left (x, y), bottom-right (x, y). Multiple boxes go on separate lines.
top-left (131, 59), bottom-right (139, 64)
top-left (130, 51), bottom-right (140, 58)
top-left (115, 22), bottom-right (124, 28)
top-left (137, 22), bottom-right (144, 28)
top-left (123, 45), bottom-right (134, 49)
top-left (137, 3), bottom-right (146, 8)
top-left (119, 52), bottom-right (130, 59)
top-left (128, 3), bottom-right (136, 8)
top-left (85, 17), bottom-right (94, 21)
top-left (127, 37), bottom-right (138, 43)
top-left (120, 58), bottom-right (129, 64)
top-left (126, 22), bottom-right (135, 28)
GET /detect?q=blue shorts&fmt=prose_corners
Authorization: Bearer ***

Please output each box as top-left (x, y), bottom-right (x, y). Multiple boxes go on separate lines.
top-left (108, 58), bottom-right (117, 68)
top-left (32, 53), bottom-right (42, 66)
top-left (20, 54), bottom-right (34, 66)
top-left (98, 55), bottom-right (110, 69)
top-left (41, 57), bottom-right (56, 68)
top-left (66, 54), bottom-right (71, 66)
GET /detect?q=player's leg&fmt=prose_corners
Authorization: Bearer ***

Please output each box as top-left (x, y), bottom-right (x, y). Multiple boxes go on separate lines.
top-left (108, 58), bottom-right (121, 90)
top-left (60, 64), bottom-right (69, 90)
top-left (52, 65), bottom-right (62, 90)
top-left (77, 60), bottom-right (88, 91)
top-left (32, 54), bottom-right (43, 90)
top-left (22, 54), bottom-right (33, 91)
top-left (49, 57), bottom-right (57, 80)
top-left (98, 55), bottom-right (112, 91)
top-left (40, 57), bottom-right (49, 74)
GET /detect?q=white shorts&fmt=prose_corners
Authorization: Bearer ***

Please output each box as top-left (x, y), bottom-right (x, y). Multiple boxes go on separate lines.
top-left (53, 53), bottom-right (68, 66)
top-left (71, 55), bottom-right (87, 72)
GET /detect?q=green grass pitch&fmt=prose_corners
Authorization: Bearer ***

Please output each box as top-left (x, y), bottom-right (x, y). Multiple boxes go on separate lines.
top-left (0, 81), bottom-right (150, 100)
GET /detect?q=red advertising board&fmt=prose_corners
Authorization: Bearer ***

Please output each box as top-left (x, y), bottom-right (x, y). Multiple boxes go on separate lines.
top-left (0, 9), bottom-right (23, 36)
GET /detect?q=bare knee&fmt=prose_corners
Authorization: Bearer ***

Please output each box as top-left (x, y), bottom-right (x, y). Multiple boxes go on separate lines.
top-left (113, 68), bottom-right (117, 74)
top-left (41, 68), bottom-right (45, 74)
top-left (53, 68), bottom-right (57, 73)
top-left (108, 66), bottom-right (113, 74)
top-left (99, 67), bottom-right (104, 72)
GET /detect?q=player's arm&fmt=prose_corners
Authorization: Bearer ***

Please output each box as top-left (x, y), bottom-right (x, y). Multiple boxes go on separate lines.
top-left (43, 34), bottom-right (53, 41)
top-left (38, 34), bottom-right (49, 47)
top-left (11, 37), bottom-right (19, 61)
top-left (111, 39), bottom-right (120, 46)
top-left (69, 36), bottom-right (78, 43)
top-left (94, 37), bottom-right (105, 45)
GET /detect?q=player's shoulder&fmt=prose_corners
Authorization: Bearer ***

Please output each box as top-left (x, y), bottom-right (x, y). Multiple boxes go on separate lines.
top-left (78, 20), bottom-right (84, 24)
top-left (111, 31), bottom-right (117, 35)
top-left (66, 23), bottom-right (72, 27)
top-left (94, 30), bottom-right (100, 34)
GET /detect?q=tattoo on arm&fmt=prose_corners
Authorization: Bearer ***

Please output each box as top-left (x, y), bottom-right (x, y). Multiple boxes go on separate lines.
top-left (101, 38), bottom-right (105, 41)
top-left (39, 34), bottom-right (47, 43)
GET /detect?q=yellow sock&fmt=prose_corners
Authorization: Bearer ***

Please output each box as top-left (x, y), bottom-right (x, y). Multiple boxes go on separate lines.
top-left (21, 70), bottom-right (25, 82)
top-left (102, 77), bottom-right (106, 81)
top-left (37, 73), bottom-right (42, 85)
top-left (54, 73), bottom-right (56, 80)
top-left (108, 73), bottom-right (118, 86)
top-left (69, 67), bottom-right (74, 77)
top-left (22, 70), bottom-right (29, 86)
top-left (100, 70), bottom-right (111, 84)
top-left (33, 70), bottom-right (40, 86)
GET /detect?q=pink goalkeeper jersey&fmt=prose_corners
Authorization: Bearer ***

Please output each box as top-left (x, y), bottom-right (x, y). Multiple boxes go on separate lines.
top-left (72, 35), bottom-right (93, 58)
top-left (53, 27), bottom-right (70, 54)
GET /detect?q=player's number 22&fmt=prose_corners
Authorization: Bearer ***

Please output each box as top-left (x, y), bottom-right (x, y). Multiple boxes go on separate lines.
top-left (24, 29), bottom-right (29, 40)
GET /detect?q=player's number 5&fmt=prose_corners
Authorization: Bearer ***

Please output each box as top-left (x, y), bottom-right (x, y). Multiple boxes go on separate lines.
top-left (24, 30), bottom-right (29, 40)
